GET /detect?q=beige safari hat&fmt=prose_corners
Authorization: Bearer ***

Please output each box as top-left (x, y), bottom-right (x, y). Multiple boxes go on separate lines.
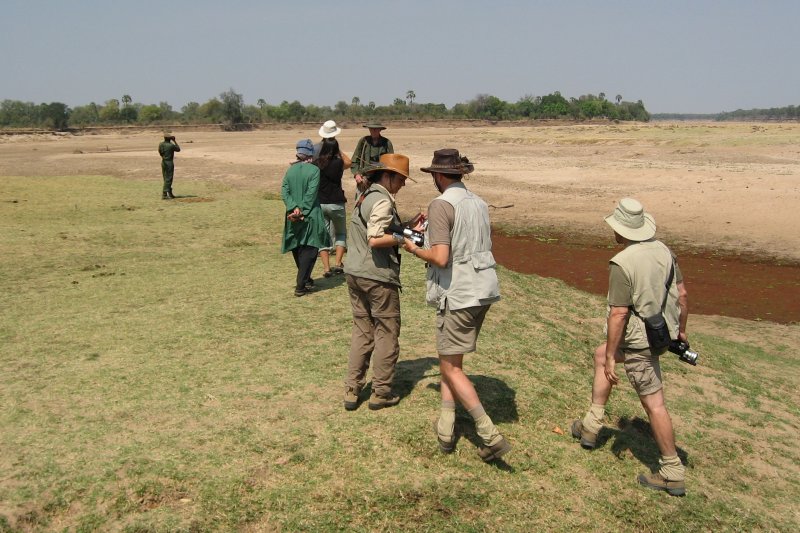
top-left (604, 198), bottom-right (656, 241)
top-left (318, 120), bottom-right (341, 139)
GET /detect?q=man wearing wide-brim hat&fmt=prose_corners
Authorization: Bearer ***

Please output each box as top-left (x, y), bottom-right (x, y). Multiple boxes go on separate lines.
top-left (572, 197), bottom-right (690, 496)
top-left (402, 148), bottom-right (511, 463)
top-left (350, 121), bottom-right (393, 196)
top-left (341, 153), bottom-right (412, 411)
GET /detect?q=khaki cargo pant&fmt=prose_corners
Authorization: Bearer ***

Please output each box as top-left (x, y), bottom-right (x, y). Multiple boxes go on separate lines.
top-left (345, 274), bottom-right (401, 397)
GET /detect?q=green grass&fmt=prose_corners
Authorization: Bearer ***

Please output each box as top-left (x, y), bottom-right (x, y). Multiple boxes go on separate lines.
top-left (1, 175), bottom-right (799, 532)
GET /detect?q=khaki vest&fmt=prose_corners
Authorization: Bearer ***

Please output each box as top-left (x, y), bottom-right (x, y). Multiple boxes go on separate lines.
top-left (425, 183), bottom-right (500, 310)
top-left (608, 240), bottom-right (680, 349)
top-left (343, 184), bottom-right (402, 286)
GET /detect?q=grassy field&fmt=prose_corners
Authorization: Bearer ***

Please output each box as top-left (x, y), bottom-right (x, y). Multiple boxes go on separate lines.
top-left (1, 175), bottom-right (798, 532)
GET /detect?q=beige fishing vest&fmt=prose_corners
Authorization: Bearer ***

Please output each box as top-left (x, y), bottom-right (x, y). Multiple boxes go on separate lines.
top-left (425, 183), bottom-right (501, 310)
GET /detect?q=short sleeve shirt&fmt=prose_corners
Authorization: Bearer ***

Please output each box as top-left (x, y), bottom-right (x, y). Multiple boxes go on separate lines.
top-left (607, 259), bottom-right (684, 307)
top-left (427, 199), bottom-right (455, 246)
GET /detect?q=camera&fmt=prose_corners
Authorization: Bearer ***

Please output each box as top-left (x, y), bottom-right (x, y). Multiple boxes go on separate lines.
top-left (668, 340), bottom-right (699, 366)
top-left (386, 223), bottom-right (424, 247)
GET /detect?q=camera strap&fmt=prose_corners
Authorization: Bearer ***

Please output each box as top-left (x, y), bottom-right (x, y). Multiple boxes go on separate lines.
top-left (356, 188), bottom-right (401, 262)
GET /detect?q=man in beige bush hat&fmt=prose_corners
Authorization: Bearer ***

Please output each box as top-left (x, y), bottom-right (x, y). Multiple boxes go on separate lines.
top-left (572, 198), bottom-right (690, 496)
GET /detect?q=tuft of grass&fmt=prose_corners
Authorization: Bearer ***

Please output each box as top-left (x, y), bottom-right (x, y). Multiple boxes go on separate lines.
top-left (1, 175), bottom-right (798, 531)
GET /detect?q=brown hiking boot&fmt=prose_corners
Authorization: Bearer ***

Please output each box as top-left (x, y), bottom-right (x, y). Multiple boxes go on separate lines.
top-left (368, 393), bottom-right (400, 410)
top-left (477, 436), bottom-right (512, 463)
top-left (433, 419), bottom-right (455, 454)
top-left (571, 419), bottom-right (598, 450)
top-left (343, 387), bottom-right (360, 411)
top-left (637, 472), bottom-right (686, 497)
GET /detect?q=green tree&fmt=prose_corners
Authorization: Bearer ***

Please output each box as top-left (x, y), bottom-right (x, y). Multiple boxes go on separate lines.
top-left (615, 94), bottom-right (622, 105)
top-left (99, 99), bottom-right (120, 122)
top-left (406, 90), bottom-right (416, 105)
top-left (351, 96), bottom-right (361, 107)
top-left (122, 94), bottom-right (132, 107)
top-left (138, 105), bottom-right (162, 124)
top-left (219, 88), bottom-right (244, 125)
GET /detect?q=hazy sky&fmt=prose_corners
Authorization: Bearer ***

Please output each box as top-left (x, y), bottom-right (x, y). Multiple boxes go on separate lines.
top-left (2, 0), bottom-right (797, 114)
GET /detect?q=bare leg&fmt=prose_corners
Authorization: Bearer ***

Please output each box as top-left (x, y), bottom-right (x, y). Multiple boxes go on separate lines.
top-left (591, 342), bottom-right (623, 405)
top-left (439, 354), bottom-right (481, 410)
top-left (320, 250), bottom-right (331, 273)
top-left (639, 390), bottom-right (678, 457)
top-left (334, 245), bottom-right (345, 268)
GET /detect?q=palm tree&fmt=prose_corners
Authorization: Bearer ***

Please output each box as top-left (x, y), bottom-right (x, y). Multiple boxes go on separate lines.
top-left (351, 96), bottom-right (361, 107)
top-left (615, 94), bottom-right (622, 105)
top-left (406, 90), bottom-right (416, 105)
top-left (598, 92), bottom-right (606, 101)
top-left (121, 94), bottom-right (132, 108)
top-left (257, 98), bottom-right (266, 109)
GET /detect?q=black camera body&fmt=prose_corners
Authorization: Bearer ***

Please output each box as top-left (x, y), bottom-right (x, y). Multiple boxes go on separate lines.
top-left (668, 340), bottom-right (699, 366)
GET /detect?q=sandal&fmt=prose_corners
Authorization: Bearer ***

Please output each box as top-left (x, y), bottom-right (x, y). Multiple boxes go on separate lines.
top-left (331, 265), bottom-right (344, 274)
top-left (323, 271), bottom-right (333, 278)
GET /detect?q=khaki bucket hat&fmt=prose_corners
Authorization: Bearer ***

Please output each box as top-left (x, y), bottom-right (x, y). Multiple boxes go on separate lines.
top-left (604, 198), bottom-right (656, 241)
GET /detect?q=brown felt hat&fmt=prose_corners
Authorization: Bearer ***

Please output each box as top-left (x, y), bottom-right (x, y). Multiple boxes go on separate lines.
top-left (363, 122), bottom-right (386, 130)
top-left (363, 153), bottom-right (415, 182)
top-left (420, 148), bottom-right (474, 175)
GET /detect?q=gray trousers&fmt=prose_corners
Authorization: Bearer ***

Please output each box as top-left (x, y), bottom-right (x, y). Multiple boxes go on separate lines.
top-left (345, 274), bottom-right (401, 397)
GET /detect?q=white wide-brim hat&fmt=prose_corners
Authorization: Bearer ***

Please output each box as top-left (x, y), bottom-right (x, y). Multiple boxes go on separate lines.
top-left (319, 119), bottom-right (341, 139)
top-left (604, 198), bottom-right (656, 241)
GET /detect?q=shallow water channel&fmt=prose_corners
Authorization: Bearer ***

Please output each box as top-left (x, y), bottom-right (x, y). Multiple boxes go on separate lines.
top-left (492, 231), bottom-right (800, 324)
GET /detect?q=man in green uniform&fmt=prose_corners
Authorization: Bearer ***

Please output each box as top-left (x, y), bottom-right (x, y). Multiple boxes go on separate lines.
top-left (350, 122), bottom-right (393, 196)
top-left (158, 133), bottom-right (181, 199)
top-left (572, 198), bottom-right (690, 496)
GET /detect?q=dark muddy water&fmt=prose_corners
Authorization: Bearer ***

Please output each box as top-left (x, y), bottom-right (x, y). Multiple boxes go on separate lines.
top-left (492, 232), bottom-right (800, 324)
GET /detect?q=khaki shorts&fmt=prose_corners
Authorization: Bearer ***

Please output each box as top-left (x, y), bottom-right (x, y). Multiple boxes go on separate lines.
top-left (436, 305), bottom-right (490, 356)
top-left (623, 347), bottom-right (665, 396)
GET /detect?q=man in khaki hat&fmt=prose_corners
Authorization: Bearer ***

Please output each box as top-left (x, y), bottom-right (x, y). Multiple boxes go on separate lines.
top-left (402, 148), bottom-right (510, 463)
top-left (342, 153), bottom-right (412, 411)
top-left (350, 122), bottom-right (393, 196)
top-left (572, 198), bottom-right (690, 496)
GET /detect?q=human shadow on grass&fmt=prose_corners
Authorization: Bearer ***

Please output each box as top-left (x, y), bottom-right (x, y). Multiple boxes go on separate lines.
top-left (426, 374), bottom-right (519, 471)
top-left (309, 272), bottom-right (346, 292)
top-left (591, 416), bottom-right (689, 472)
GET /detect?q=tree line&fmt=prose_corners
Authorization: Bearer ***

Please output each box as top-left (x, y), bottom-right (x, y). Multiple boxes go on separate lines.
top-left (0, 89), bottom-right (651, 131)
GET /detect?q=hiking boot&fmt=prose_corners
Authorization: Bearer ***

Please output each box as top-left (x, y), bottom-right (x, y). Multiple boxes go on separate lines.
top-left (433, 419), bottom-right (455, 454)
top-left (637, 472), bottom-right (686, 497)
top-left (571, 419), bottom-right (598, 450)
top-left (368, 393), bottom-right (400, 410)
top-left (162, 193), bottom-right (171, 200)
top-left (167, 190), bottom-right (176, 199)
top-left (305, 279), bottom-right (315, 290)
top-left (343, 387), bottom-right (360, 411)
top-left (294, 288), bottom-right (307, 297)
top-left (477, 436), bottom-right (512, 463)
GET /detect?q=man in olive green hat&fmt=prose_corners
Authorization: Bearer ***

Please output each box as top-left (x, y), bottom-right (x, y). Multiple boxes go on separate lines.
top-left (350, 122), bottom-right (393, 196)
top-left (158, 133), bottom-right (181, 199)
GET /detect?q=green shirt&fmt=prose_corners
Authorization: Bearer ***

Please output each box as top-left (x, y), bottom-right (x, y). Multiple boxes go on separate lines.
top-left (350, 136), bottom-right (393, 176)
top-left (158, 141), bottom-right (180, 161)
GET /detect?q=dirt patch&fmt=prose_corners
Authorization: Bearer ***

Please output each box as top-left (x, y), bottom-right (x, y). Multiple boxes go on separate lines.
top-left (492, 230), bottom-right (800, 324)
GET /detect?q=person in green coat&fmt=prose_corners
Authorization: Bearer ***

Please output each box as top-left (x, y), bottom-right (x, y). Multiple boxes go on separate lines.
top-left (158, 133), bottom-right (180, 199)
top-left (281, 139), bottom-right (330, 296)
